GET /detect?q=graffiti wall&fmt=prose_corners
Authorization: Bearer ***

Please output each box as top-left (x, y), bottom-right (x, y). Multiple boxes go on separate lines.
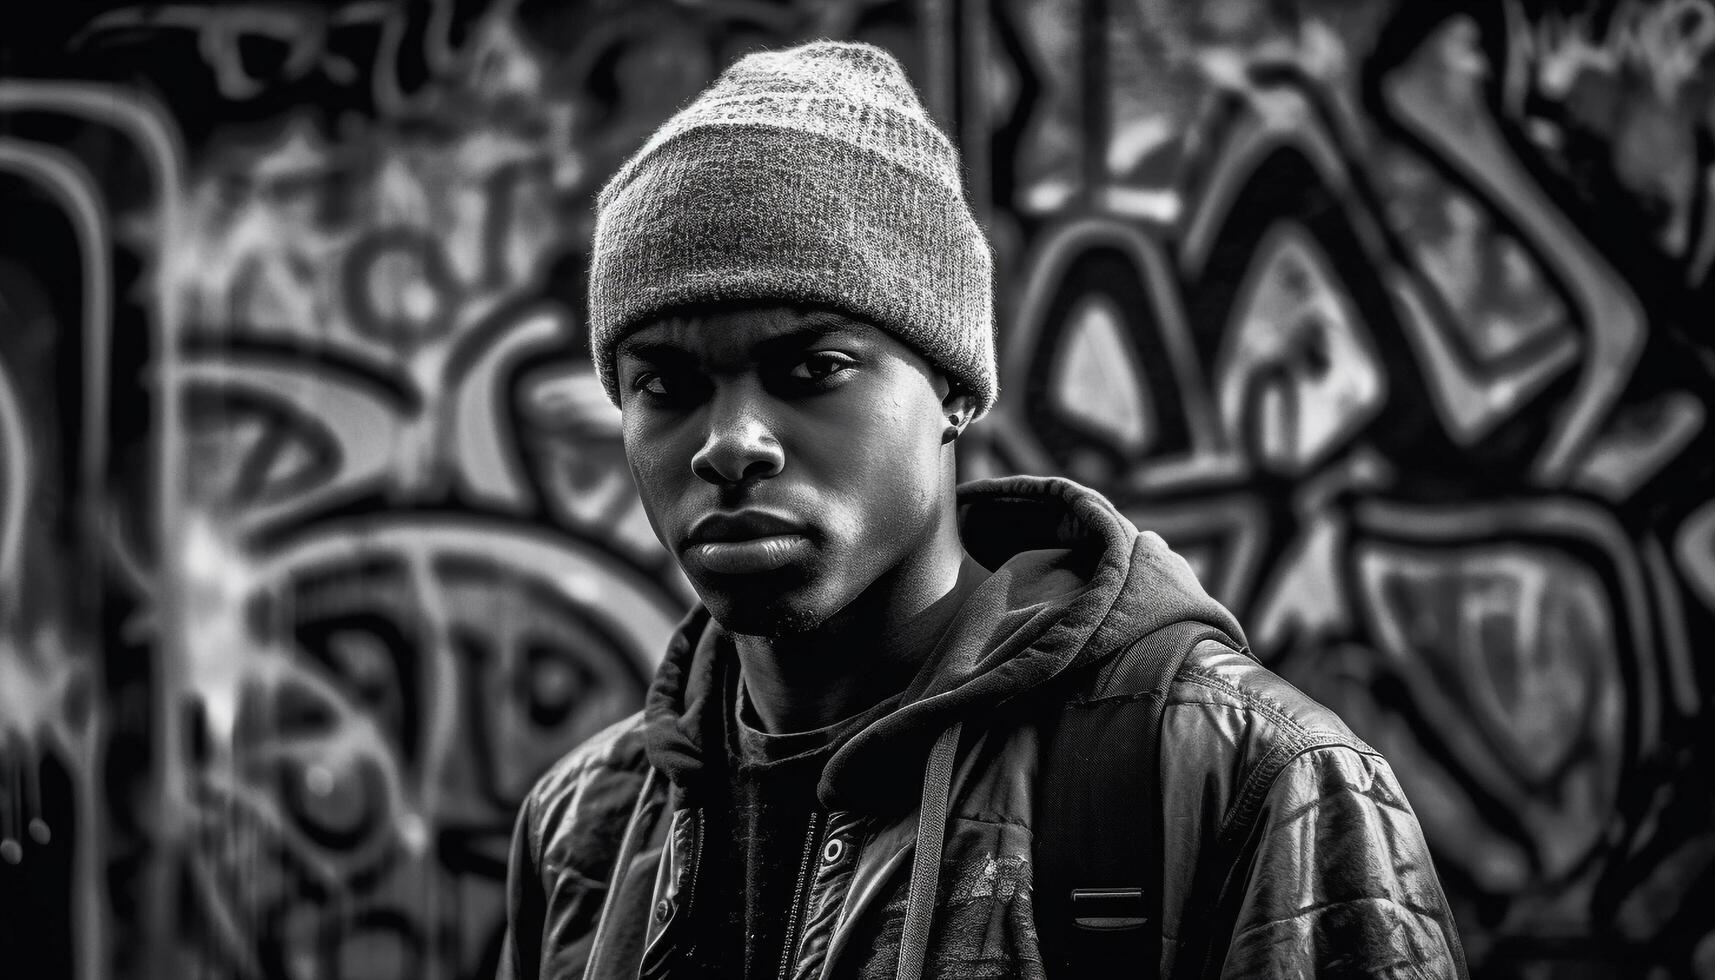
top-left (0, 0), bottom-right (1711, 977)
top-left (965, 0), bottom-right (1715, 973)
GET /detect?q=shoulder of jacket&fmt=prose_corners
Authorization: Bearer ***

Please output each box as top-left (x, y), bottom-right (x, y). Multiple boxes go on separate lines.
top-left (520, 710), bottom-right (653, 839)
top-left (1079, 630), bottom-right (1365, 749)
top-left (1055, 633), bottom-right (1376, 794)
top-left (1065, 629), bottom-right (1372, 746)
top-left (1163, 640), bottom-right (1382, 830)
top-left (1167, 640), bottom-right (1371, 752)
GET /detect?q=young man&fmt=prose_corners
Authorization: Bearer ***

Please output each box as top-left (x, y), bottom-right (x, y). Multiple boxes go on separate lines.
top-left (500, 41), bottom-right (1465, 979)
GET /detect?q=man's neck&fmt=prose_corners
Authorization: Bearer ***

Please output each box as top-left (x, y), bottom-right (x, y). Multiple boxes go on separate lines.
top-left (733, 538), bottom-right (986, 734)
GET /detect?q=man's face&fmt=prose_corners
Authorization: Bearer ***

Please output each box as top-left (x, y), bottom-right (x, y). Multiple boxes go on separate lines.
top-left (615, 306), bottom-right (955, 636)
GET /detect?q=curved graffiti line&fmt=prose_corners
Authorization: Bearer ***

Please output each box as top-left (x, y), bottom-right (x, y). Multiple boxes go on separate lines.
top-left (1382, 18), bottom-right (1648, 484)
top-left (256, 518), bottom-right (682, 668)
top-left (1641, 535), bottom-right (1699, 719)
top-left (1676, 499), bottom-right (1715, 615)
top-left (180, 356), bottom-right (410, 525)
top-left (0, 136), bottom-right (116, 980)
top-left (0, 78), bottom-right (188, 980)
top-left (995, 216), bottom-right (1233, 487)
top-left (1177, 87), bottom-right (1352, 283)
top-left (78, 0), bottom-right (476, 114)
top-left (448, 303), bottom-right (576, 513)
top-left (1385, 271), bottom-right (1581, 447)
top-left (0, 139), bottom-right (114, 590)
top-left (1353, 496), bottom-right (1663, 761)
top-left (0, 356), bottom-right (28, 612)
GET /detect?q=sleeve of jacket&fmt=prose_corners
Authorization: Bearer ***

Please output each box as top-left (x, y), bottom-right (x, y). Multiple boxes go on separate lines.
top-left (497, 783), bottom-right (547, 980)
top-left (494, 715), bottom-right (657, 980)
top-left (1217, 744), bottom-right (1468, 979)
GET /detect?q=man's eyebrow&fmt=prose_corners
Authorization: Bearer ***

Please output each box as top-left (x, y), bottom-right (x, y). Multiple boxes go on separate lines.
top-left (751, 320), bottom-right (865, 359)
top-left (614, 337), bottom-right (694, 364)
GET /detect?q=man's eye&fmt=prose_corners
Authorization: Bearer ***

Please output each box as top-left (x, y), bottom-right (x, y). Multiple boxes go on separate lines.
top-left (632, 372), bottom-right (668, 396)
top-left (788, 353), bottom-right (854, 382)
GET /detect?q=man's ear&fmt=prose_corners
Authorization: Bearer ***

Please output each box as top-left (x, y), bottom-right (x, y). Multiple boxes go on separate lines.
top-left (941, 387), bottom-right (980, 444)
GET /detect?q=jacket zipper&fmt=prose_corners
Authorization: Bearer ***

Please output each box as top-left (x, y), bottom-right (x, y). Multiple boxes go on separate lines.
top-left (776, 811), bottom-right (825, 980)
top-left (678, 813), bottom-right (706, 963)
top-left (689, 814), bottom-right (705, 913)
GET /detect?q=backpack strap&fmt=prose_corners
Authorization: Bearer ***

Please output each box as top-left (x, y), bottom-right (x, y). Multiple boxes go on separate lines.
top-left (1034, 620), bottom-right (1243, 977)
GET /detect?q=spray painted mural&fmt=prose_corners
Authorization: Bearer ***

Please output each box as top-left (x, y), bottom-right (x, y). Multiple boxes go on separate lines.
top-left (0, 2), bottom-right (920, 978)
top-left (0, 0), bottom-right (1711, 977)
top-left (964, 0), bottom-right (1715, 974)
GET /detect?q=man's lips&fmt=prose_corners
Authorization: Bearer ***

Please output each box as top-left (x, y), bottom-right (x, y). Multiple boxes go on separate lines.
top-left (683, 510), bottom-right (814, 575)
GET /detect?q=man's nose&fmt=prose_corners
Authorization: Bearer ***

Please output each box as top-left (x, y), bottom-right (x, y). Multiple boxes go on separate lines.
top-left (690, 388), bottom-right (785, 485)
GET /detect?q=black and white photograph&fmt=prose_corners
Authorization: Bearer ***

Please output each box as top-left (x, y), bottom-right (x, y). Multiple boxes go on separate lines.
top-left (1, 1), bottom-right (1712, 977)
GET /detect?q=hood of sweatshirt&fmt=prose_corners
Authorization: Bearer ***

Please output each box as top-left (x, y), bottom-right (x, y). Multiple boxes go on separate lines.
top-left (641, 475), bottom-right (1246, 812)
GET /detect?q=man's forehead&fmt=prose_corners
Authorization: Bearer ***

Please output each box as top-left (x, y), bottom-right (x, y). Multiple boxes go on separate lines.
top-left (616, 305), bottom-right (876, 359)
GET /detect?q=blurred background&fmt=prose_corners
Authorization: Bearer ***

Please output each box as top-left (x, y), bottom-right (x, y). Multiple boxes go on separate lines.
top-left (1, 0), bottom-right (1712, 977)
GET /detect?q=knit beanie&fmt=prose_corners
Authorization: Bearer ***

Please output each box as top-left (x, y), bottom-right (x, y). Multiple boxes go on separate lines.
top-left (588, 41), bottom-right (997, 416)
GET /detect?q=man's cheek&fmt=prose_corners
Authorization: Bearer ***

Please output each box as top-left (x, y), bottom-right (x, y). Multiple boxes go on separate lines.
top-left (624, 435), bottom-right (670, 493)
top-left (623, 452), bottom-right (676, 546)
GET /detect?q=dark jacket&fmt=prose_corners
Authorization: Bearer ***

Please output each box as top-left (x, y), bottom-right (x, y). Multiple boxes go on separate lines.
top-left (499, 476), bottom-right (1467, 978)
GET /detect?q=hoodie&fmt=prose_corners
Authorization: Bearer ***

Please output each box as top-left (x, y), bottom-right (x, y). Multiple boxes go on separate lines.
top-left (499, 476), bottom-right (1467, 979)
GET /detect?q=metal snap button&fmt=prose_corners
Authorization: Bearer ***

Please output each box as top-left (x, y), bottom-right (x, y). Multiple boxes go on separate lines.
top-left (822, 837), bottom-right (845, 864)
top-left (653, 899), bottom-right (672, 923)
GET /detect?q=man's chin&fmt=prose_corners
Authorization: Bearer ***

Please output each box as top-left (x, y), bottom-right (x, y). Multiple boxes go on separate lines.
top-left (701, 590), bottom-right (832, 639)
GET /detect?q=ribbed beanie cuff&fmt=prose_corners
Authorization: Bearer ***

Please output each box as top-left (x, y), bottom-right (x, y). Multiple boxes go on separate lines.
top-left (588, 41), bottom-right (996, 415)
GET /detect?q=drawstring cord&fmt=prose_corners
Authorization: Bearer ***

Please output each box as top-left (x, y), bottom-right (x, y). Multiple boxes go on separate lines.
top-left (583, 766), bottom-right (662, 980)
top-left (896, 722), bottom-right (963, 980)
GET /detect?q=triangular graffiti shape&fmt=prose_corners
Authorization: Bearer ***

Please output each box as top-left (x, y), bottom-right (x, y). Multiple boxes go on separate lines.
top-left (1216, 222), bottom-right (1385, 475)
top-left (1048, 292), bottom-right (1154, 455)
